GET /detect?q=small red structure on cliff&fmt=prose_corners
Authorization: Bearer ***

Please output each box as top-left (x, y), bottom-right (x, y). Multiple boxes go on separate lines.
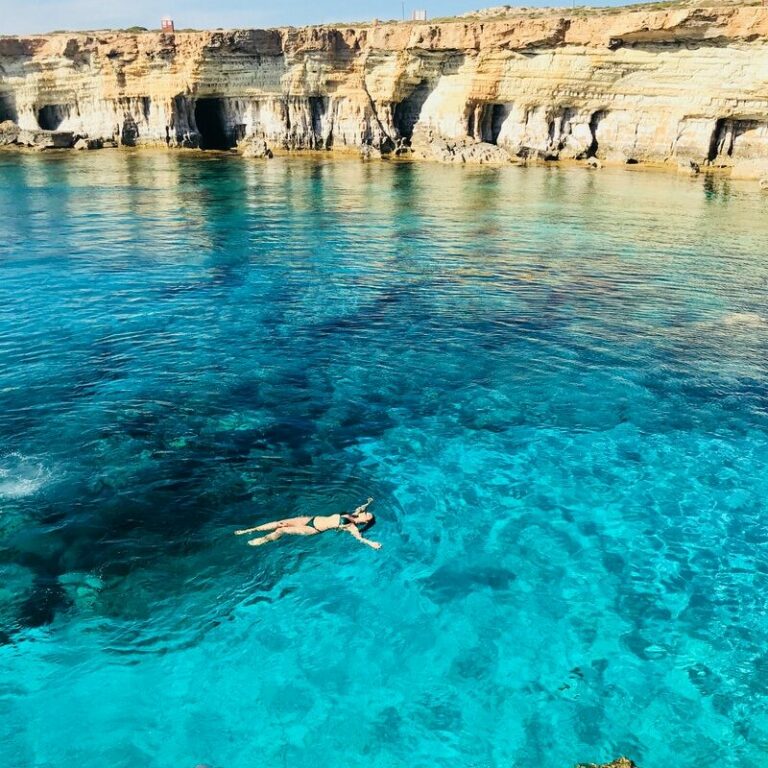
top-left (161, 17), bottom-right (175, 32)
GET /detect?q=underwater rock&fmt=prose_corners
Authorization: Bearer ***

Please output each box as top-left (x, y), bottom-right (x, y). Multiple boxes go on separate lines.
top-left (59, 571), bottom-right (104, 611)
top-left (0, 563), bottom-right (37, 630)
top-left (419, 563), bottom-right (517, 603)
top-left (577, 759), bottom-right (637, 768)
top-left (17, 577), bottom-right (70, 629)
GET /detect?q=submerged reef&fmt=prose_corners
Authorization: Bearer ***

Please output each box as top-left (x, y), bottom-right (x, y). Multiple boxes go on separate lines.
top-left (1, 2), bottom-right (768, 180)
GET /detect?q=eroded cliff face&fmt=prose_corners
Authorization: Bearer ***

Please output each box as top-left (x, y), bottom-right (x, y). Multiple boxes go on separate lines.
top-left (1, 4), bottom-right (768, 168)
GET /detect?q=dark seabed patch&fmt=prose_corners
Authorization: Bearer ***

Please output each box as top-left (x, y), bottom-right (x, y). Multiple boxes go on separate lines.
top-left (0, 153), bottom-right (767, 768)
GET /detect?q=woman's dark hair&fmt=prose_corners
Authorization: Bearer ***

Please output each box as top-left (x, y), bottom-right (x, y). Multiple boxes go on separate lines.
top-left (359, 514), bottom-right (376, 533)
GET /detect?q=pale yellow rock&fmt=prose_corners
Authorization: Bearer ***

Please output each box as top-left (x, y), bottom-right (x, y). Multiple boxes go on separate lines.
top-left (730, 158), bottom-right (768, 179)
top-left (0, 4), bottom-right (767, 167)
top-left (721, 312), bottom-right (767, 327)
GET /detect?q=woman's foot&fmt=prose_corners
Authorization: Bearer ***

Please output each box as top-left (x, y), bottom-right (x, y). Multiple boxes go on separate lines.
top-left (248, 537), bottom-right (268, 546)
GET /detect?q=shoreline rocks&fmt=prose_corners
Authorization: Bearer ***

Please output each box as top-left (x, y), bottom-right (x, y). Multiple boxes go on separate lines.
top-left (0, 120), bottom-right (19, 145)
top-left (412, 136), bottom-right (513, 164)
top-left (577, 759), bottom-right (637, 768)
top-left (677, 159), bottom-right (701, 176)
top-left (239, 137), bottom-right (273, 159)
top-left (730, 158), bottom-right (768, 180)
top-left (0, 127), bottom-right (765, 188)
top-left (0, 121), bottom-right (76, 150)
top-left (0, 5), bottom-right (767, 174)
top-left (74, 137), bottom-right (104, 150)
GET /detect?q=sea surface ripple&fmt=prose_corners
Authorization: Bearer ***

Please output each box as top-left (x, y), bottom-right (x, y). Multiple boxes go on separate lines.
top-left (1, 153), bottom-right (768, 768)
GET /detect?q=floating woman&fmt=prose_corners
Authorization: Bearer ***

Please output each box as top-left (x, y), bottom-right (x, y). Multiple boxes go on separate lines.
top-left (234, 497), bottom-right (381, 550)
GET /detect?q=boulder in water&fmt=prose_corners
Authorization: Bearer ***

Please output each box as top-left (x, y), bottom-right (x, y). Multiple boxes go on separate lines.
top-left (0, 120), bottom-right (20, 145)
top-left (0, 563), bottom-right (36, 630)
top-left (359, 143), bottom-right (380, 160)
top-left (74, 137), bottom-right (104, 150)
top-left (240, 138), bottom-right (273, 159)
top-left (16, 129), bottom-right (75, 150)
top-left (59, 571), bottom-right (104, 610)
top-left (677, 159), bottom-right (700, 175)
top-left (17, 577), bottom-right (70, 629)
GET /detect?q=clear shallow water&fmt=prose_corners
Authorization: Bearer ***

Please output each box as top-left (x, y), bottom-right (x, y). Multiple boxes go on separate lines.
top-left (1, 152), bottom-right (768, 768)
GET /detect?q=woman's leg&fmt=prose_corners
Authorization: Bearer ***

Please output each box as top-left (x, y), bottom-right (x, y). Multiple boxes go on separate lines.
top-left (235, 516), bottom-right (311, 535)
top-left (248, 526), bottom-right (319, 547)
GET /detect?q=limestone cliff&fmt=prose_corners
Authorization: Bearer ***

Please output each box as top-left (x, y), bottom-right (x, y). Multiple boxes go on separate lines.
top-left (1, 3), bottom-right (768, 169)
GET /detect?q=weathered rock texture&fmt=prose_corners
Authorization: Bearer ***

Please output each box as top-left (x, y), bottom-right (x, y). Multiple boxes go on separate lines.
top-left (2, 4), bottom-right (768, 167)
top-left (577, 759), bottom-right (637, 768)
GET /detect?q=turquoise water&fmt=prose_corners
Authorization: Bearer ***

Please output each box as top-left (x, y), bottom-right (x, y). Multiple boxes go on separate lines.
top-left (1, 152), bottom-right (768, 768)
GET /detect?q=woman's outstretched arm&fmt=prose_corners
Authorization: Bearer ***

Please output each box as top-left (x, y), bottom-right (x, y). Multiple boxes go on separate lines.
top-left (354, 497), bottom-right (374, 514)
top-left (344, 524), bottom-right (382, 550)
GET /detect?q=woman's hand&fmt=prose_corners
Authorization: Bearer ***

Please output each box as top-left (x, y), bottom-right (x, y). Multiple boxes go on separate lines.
top-left (346, 526), bottom-right (382, 550)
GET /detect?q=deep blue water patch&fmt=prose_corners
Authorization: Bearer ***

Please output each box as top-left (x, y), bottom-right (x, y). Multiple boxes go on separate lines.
top-left (1, 152), bottom-right (768, 767)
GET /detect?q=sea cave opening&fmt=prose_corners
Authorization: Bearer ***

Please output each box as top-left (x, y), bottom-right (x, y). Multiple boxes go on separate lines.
top-left (194, 98), bottom-right (234, 150)
top-left (587, 110), bottom-right (608, 158)
top-left (489, 104), bottom-right (510, 145)
top-left (708, 118), bottom-right (730, 162)
top-left (707, 118), bottom-right (761, 162)
top-left (37, 104), bottom-right (68, 131)
top-left (393, 81), bottom-right (432, 144)
top-left (0, 95), bottom-right (15, 123)
top-left (467, 103), bottom-right (510, 145)
top-left (482, 104), bottom-right (510, 144)
top-left (309, 96), bottom-right (330, 149)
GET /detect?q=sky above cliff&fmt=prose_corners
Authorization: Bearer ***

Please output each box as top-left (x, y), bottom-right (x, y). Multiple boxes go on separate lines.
top-left (0, 0), bottom-right (621, 35)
